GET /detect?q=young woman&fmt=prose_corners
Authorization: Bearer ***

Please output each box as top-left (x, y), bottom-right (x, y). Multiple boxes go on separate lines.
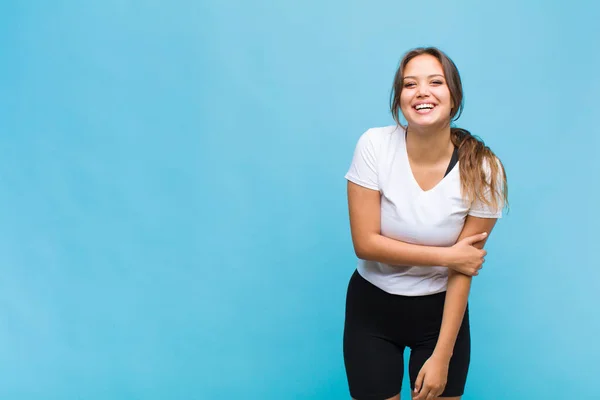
top-left (343, 47), bottom-right (508, 400)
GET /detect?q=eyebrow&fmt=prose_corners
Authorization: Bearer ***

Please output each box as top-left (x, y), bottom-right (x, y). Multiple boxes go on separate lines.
top-left (403, 74), bottom-right (445, 80)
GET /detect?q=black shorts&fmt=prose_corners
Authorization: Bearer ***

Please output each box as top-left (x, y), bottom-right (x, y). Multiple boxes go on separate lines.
top-left (343, 270), bottom-right (470, 399)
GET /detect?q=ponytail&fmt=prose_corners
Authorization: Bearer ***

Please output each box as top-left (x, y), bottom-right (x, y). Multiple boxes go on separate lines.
top-left (451, 128), bottom-right (508, 213)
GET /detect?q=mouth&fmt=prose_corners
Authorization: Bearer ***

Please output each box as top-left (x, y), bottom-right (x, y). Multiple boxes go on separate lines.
top-left (413, 103), bottom-right (437, 114)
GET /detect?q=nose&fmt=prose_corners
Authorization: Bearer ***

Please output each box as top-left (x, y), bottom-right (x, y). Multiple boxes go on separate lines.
top-left (416, 84), bottom-right (430, 98)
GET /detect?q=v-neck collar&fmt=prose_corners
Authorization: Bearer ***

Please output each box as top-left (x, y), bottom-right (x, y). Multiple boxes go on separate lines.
top-left (402, 129), bottom-right (458, 193)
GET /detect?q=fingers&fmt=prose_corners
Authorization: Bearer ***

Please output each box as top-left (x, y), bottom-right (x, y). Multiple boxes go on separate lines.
top-left (462, 266), bottom-right (478, 277)
top-left (473, 249), bottom-right (487, 275)
top-left (413, 372), bottom-right (441, 400)
top-left (413, 387), bottom-right (428, 400)
top-left (470, 263), bottom-right (482, 276)
top-left (479, 250), bottom-right (487, 268)
top-left (461, 231), bottom-right (488, 245)
top-left (413, 386), bottom-right (427, 400)
top-left (414, 384), bottom-right (443, 400)
top-left (414, 369), bottom-right (425, 395)
top-left (426, 388), bottom-right (443, 399)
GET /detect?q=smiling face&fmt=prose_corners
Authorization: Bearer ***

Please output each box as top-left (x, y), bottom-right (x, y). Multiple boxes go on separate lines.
top-left (399, 54), bottom-right (454, 130)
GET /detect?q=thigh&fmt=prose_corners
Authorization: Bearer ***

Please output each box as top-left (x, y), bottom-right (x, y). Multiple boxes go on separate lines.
top-left (408, 307), bottom-right (471, 398)
top-left (344, 331), bottom-right (405, 400)
top-left (343, 270), bottom-right (406, 400)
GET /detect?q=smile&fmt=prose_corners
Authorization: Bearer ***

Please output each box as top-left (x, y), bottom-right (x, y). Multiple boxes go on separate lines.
top-left (413, 103), bottom-right (436, 114)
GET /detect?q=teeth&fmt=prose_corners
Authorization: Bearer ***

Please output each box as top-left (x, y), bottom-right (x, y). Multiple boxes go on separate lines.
top-left (415, 103), bottom-right (435, 110)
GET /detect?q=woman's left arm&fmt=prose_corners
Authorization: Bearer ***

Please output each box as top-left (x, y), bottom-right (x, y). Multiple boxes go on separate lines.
top-left (413, 215), bottom-right (498, 400)
top-left (434, 215), bottom-right (498, 359)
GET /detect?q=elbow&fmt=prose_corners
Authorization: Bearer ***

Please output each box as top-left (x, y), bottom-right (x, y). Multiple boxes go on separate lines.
top-left (353, 237), bottom-right (374, 260)
top-left (354, 247), bottom-right (369, 260)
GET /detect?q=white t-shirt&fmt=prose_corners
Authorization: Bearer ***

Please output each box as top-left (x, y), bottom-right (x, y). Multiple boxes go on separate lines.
top-left (345, 125), bottom-right (503, 296)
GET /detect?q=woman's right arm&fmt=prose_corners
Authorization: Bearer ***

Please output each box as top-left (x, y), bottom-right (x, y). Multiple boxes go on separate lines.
top-left (348, 181), bottom-right (486, 276)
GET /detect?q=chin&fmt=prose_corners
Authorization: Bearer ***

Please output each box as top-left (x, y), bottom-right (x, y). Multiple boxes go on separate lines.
top-left (406, 114), bottom-right (450, 129)
top-left (407, 119), bottom-right (444, 129)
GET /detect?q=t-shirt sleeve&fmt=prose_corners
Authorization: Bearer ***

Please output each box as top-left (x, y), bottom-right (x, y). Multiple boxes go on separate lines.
top-left (344, 129), bottom-right (379, 191)
top-left (468, 158), bottom-right (505, 219)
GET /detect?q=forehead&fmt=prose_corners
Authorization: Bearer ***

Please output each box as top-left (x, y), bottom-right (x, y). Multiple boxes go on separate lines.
top-left (403, 54), bottom-right (444, 77)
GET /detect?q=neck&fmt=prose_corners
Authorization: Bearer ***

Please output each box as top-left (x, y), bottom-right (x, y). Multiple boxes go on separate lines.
top-left (405, 125), bottom-right (453, 164)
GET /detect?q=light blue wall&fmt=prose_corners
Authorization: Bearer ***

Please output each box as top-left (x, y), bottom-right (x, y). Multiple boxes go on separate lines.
top-left (1, 1), bottom-right (598, 399)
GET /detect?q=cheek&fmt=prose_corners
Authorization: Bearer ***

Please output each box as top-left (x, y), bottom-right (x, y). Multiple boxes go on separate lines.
top-left (399, 91), bottom-right (412, 109)
top-left (438, 89), bottom-right (452, 105)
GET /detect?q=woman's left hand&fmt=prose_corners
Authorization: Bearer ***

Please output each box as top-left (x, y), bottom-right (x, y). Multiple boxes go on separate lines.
top-left (412, 355), bottom-right (450, 400)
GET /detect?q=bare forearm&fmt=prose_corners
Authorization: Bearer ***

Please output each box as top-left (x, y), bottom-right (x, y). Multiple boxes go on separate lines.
top-left (356, 234), bottom-right (450, 268)
top-left (432, 216), bottom-right (496, 361)
top-left (432, 270), bottom-right (471, 361)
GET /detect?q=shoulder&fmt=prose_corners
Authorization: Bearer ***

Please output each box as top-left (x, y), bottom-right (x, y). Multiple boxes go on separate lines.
top-left (363, 124), bottom-right (402, 139)
top-left (357, 124), bottom-right (403, 147)
top-left (481, 154), bottom-right (504, 180)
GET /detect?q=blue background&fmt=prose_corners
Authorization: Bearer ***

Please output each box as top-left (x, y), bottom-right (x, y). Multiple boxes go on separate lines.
top-left (1, 1), bottom-right (599, 399)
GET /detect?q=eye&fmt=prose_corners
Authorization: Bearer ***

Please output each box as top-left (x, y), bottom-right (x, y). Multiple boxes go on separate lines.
top-left (404, 82), bottom-right (416, 88)
top-left (431, 80), bottom-right (444, 85)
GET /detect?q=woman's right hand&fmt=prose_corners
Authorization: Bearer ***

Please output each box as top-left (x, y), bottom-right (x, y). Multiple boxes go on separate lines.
top-left (445, 232), bottom-right (488, 276)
